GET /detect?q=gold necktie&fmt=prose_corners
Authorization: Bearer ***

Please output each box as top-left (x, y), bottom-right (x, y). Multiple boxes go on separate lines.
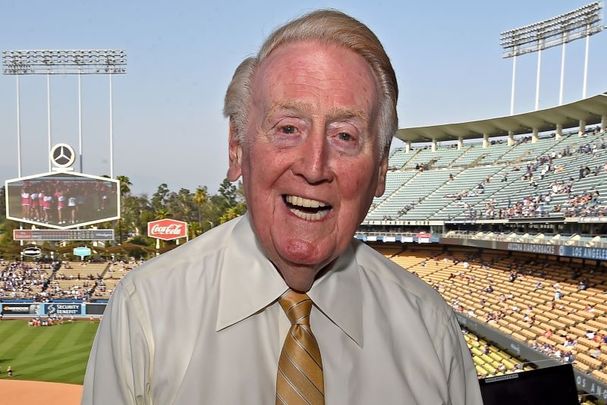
top-left (276, 290), bottom-right (325, 405)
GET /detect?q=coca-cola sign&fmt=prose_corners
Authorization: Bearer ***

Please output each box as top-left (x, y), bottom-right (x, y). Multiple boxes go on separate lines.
top-left (147, 219), bottom-right (188, 241)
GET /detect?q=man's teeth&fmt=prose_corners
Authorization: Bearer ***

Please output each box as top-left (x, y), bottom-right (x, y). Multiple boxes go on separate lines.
top-left (285, 195), bottom-right (327, 208)
top-left (285, 195), bottom-right (330, 221)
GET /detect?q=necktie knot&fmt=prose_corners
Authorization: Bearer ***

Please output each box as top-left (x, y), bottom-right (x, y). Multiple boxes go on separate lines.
top-left (279, 290), bottom-right (312, 326)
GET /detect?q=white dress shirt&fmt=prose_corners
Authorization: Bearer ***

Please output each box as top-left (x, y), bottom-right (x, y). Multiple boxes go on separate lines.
top-left (82, 214), bottom-right (483, 404)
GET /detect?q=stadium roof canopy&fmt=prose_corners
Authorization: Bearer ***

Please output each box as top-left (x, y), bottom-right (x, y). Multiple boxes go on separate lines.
top-left (396, 92), bottom-right (607, 143)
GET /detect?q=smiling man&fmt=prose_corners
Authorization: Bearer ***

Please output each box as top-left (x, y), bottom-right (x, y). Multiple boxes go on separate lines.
top-left (82, 10), bottom-right (483, 405)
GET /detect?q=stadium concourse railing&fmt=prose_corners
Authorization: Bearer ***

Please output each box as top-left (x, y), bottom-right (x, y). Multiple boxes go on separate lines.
top-left (355, 229), bottom-right (607, 261)
top-left (440, 231), bottom-right (607, 261)
top-left (444, 230), bottom-right (607, 248)
top-left (458, 312), bottom-right (607, 403)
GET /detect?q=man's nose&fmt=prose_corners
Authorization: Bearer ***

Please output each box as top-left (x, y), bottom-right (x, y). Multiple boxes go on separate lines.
top-left (292, 130), bottom-right (333, 184)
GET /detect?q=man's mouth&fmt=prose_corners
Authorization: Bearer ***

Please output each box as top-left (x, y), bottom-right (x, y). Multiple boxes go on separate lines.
top-left (283, 195), bottom-right (332, 221)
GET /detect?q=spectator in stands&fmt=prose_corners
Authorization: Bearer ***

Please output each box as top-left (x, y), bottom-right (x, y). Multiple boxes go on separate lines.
top-left (590, 345), bottom-right (602, 359)
top-left (564, 337), bottom-right (576, 348)
top-left (82, 10), bottom-right (482, 405)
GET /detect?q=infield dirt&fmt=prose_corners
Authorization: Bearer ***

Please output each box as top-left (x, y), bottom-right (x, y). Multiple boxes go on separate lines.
top-left (0, 379), bottom-right (82, 404)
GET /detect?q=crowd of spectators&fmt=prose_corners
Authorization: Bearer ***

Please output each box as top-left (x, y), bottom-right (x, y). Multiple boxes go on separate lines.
top-left (0, 259), bottom-right (111, 301)
top-left (459, 132), bottom-right (607, 221)
top-left (0, 258), bottom-right (142, 303)
top-left (0, 260), bottom-right (50, 300)
top-left (561, 190), bottom-right (605, 217)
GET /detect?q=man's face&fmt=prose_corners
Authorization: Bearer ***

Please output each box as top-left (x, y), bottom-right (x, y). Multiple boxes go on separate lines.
top-left (228, 40), bottom-right (388, 291)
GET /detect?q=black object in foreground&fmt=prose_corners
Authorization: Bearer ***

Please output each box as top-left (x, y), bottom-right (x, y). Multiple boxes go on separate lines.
top-left (479, 364), bottom-right (579, 405)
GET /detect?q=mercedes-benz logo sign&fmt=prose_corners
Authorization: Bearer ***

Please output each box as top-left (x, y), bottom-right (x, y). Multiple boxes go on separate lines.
top-left (50, 143), bottom-right (76, 169)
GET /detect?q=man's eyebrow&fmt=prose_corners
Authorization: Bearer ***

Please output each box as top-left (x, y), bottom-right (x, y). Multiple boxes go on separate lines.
top-left (266, 102), bottom-right (368, 121)
top-left (326, 107), bottom-right (368, 122)
top-left (266, 101), bottom-right (313, 118)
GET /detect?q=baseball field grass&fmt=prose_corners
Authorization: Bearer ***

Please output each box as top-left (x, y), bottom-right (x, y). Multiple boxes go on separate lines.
top-left (0, 319), bottom-right (98, 384)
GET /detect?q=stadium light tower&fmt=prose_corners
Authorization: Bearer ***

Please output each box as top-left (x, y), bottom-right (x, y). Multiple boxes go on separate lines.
top-left (2, 49), bottom-right (127, 176)
top-left (500, 2), bottom-right (603, 114)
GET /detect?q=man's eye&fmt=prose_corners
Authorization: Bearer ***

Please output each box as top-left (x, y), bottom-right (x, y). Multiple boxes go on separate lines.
top-left (338, 132), bottom-right (353, 142)
top-left (280, 125), bottom-right (297, 134)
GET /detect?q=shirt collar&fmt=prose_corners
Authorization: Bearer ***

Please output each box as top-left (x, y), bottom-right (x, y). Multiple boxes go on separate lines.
top-left (216, 214), bottom-right (288, 332)
top-left (216, 214), bottom-right (363, 347)
top-left (308, 244), bottom-right (363, 347)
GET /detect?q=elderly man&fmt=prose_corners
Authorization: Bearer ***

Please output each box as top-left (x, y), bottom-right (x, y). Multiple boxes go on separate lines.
top-left (82, 10), bottom-right (483, 405)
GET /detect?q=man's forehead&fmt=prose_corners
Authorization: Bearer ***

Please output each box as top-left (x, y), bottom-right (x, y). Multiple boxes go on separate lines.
top-left (255, 40), bottom-right (376, 87)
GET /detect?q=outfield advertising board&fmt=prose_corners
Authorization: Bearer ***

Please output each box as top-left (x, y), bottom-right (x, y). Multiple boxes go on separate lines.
top-left (1, 302), bottom-right (107, 316)
top-left (44, 303), bottom-right (84, 316)
top-left (1, 303), bottom-right (41, 315)
top-left (85, 303), bottom-right (107, 315)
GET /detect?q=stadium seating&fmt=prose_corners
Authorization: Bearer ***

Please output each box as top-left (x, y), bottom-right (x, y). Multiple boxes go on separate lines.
top-left (463, 330), bottom-right (533, 378)
top-left (365, 128), bottom-right (607, 223)
top-left (383, 246), bottom-right (607, 384)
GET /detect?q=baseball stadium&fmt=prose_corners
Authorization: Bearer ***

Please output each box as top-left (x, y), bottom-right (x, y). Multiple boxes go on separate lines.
top-left (2, 2), bottom-right (607, 405)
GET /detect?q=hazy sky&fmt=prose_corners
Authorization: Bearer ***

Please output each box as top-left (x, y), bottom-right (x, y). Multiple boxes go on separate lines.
top-left (1, 0), bottom-right (606, 195)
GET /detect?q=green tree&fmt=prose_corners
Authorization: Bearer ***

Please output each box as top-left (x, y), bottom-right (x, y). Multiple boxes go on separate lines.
top-left (151, 183), bottom-right (170, 215)
top-left (218, 178), bottom-right (239, 209)
top-left (117, 175), bottom-right (132, 196)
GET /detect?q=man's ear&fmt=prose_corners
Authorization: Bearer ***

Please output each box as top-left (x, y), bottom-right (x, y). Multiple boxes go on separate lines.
top-left (374, 155), bottom-right (388, 197)
top-left (227, 120), bottom-right (243, 181)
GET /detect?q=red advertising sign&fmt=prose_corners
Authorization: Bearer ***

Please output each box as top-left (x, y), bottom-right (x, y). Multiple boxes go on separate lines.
top-left (147, 219), bottom-right (188, 241)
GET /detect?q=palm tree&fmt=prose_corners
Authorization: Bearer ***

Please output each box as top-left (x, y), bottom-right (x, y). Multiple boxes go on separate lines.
top-left (194, 186), bottom-right (209, 228)
top-left (116, 175), bottom-right (132, 196)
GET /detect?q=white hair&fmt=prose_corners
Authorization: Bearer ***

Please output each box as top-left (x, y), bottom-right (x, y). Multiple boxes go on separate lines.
top-left (223, 9), bottom-right (398, 158)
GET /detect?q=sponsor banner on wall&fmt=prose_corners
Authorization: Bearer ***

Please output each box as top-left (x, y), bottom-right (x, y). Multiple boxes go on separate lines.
top-left (441, 237), bottom-right (607, 261)
top-left (1, 303), bottom-right (41, 315)
top-left (44, 303), bottom-right (84, 316)
top-left (560, 246), bottom-right (607, 261)
top-left (503, 242), bottom-right (559, 255)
